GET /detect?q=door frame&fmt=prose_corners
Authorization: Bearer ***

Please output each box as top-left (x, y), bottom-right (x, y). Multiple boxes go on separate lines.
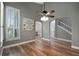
top-left (35, 21), bottom-right (43, 37)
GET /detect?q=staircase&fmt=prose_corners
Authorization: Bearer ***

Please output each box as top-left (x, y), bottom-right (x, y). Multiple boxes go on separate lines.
top-left (55, 17), bottom-right (72, 42)
top-left (58, 20), bottom-right (72, 35)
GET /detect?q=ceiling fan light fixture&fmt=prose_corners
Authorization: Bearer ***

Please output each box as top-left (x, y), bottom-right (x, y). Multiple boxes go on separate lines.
top-left (40, 16), bottom-right (49, 21)
top-left (40, 2), bottom-right (55, 21)
top-left (50, 10), bottom-right (55, 13)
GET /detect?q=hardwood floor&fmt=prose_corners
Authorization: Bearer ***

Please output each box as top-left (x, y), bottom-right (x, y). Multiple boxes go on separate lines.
top-left (2, 38), bottom-right (79, 56)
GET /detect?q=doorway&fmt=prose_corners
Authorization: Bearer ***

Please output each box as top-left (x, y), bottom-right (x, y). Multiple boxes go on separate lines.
top-left (35, 21), bottom-right (42, 37)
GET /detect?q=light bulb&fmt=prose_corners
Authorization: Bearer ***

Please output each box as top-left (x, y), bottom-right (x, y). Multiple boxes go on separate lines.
top-left (40, 16), bottom-right (49, 21)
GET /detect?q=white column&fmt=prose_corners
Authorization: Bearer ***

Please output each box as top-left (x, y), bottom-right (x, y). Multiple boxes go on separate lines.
top-left (0, 2), bottom-right (4, 56)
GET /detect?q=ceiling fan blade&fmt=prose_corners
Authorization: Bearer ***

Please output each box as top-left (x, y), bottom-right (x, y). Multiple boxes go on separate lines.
top-left (47, 15), bottom-right (55, 18)
top-left (40, 10), bottom-right (48, 16)
top-left (46, 12), bottom-right (50, 15)
top-left (42, 10), bottom-right (48, 14)
top-left (46, 10), bottom-right (55, 15)
top-left (50, 10), bottom-right (55, 13)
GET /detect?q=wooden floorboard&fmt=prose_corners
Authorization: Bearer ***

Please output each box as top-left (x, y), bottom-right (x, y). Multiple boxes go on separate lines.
top-left (2, 38), bottom-right (79, 56)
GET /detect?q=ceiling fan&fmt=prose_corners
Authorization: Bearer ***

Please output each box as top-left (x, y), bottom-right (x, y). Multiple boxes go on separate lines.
top-left (40, 2), bottom-right (55, 18)
top-left (40, 2), bottom-right (55, 21)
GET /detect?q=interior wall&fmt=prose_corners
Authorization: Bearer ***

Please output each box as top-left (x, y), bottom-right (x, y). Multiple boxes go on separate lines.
top-left (4, 2), bottom-right (41, 42)
top-left (46, 2), bottom-right (79, 47)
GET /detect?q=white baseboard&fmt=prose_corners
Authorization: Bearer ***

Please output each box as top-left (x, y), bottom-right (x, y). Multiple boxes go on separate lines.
top-left (55, 37), bottom-right (72, 43)
top-left (3, 40), bottom-right (35, 49)
top-left (42, 38), bottom-right (50, 41)
top-left (42, 37), bottom-right (72, 43)
top-left (71, 45), bottom-right (79, 50)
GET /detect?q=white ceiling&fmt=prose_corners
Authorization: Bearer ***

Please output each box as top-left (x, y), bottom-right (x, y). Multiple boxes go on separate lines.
top-left (34, 2), bottom-right (44, 4)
